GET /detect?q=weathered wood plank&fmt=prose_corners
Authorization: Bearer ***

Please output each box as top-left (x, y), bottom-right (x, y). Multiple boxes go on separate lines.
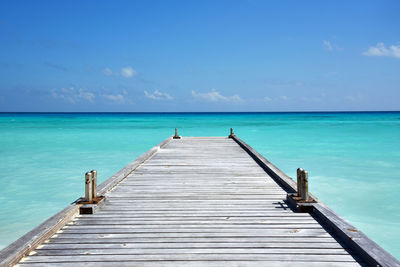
top-left (32, 248), bottom-right (350, 256)
top-left (63, 226), bottom-right (324, 232)
top-left (43, 231), bottom-right (333, 238)
top-left (95, 205), bottom-right (292, 210)
top-left (46, 236), bottom-right (340, 244)
top-left (21, 254), bottom-right (359, 263)
top-left (71, 215), bottom-right (316, 220)
top-left (74, 212), bottom-right (311, 217)
top-left (57, 228), bottom-right (331, 236)
top-left (18, 261), bottom-right (362, 267)
top-left (36, 242), bottom-right (348, 250)
top-left (94, 204), bottom-right (291, 209)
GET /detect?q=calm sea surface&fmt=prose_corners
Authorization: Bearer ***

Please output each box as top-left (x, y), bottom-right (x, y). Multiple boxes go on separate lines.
top-left (0, 112), bottom-right (399, 258)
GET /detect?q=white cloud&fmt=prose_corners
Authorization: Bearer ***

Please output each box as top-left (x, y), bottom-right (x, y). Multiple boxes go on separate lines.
top-left (144, 90), bottom-right (174, 100)
top-left (261, 95), bottom-right (289, 103)
top-left (103, 66), bottom-right (138, 77)
top-left (103, 93), bottom-right (125, 103)
top-left (323, 40), bottom-right (333, 51)
top-left (52, 87), bottom-right (131, 104)
top-left (265, 79), bottom-right (304, 88)
top-left (103, 68), bottom-right (113, 76)
top-left (52, 87), bottom-right (95, 104)
top-left (191, 89), bottom-right (243, 102)
top-left (279, 95), bottom-right (288, 101)
top-left (301, 96), bottom-right (323, 102)
top-left (78, 90), bottom-right (95, 103)
top-left (323, 40), bottom-right (341, 51)
top-left (345, 93), bottom-right (365, 102)
top-left (264, 96), bottom-right (272, 103)
top-left (121, 66), bottom-right (137, 77)
top-left (363, 42), bottom-right (400, 58)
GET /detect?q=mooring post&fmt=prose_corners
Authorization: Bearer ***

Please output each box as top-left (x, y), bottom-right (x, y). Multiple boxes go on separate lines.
top-left (91, 170), bottom-right (97, 200)
top-left (287, 168), bottom-right (313, 212)
top-left (85, 171), bottom-right (93, 202)
top-left (297, 168), bottom-right (303, 197)
top-left (229, 128), bottom-right (235, 138)
top-left (80, 169), bottom-right (105, 213)
top-left (300, 170), bottom-right (309, 201)
top-left (173, 128), bottom-right (181, 139)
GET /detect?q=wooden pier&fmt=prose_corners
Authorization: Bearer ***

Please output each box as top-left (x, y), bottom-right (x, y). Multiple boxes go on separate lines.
top-left (1, 133), bottom-right (399, 266)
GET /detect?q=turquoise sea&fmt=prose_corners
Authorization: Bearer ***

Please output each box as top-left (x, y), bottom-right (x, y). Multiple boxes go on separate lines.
top-left (0, 112), bottom-right (399, 258)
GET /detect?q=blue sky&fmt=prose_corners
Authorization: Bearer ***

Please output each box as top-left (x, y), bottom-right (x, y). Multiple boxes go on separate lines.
top-left (0, 0), bottom-right (399, 112)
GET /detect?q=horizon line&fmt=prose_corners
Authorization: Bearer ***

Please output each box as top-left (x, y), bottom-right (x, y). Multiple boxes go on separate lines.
top-left (1, 111), bottom-right (400, 114)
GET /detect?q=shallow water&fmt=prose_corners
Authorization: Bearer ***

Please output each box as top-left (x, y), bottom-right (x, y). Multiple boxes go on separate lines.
top-left (0, 112), bottom-right (399, 258)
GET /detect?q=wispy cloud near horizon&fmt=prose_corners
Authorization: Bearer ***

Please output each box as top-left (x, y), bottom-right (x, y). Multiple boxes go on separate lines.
top-left (363, 42), bottom-right (400, 58)
top-left (121, 66), bottom-right (136, 77)
top-left (51, 87), bottom-right (95, 104)
top-left (51, 87), bottom-right (131, 105)
top-left (103, 93), bottom-right (126, 103)
top-left (191, 89), bottom-right (243, 103)
top-left (44, 62), bottom-right (68, 72)
top-left (102, 66), bottom-right (137, 77)
top-left (322, 40), bottom-right (341, 51)
top-left (323, 40), bottom-right (333, 51)
top-left (103, 68), bottom-right (113, 76)
top-left (144, 90), bottom-right (174, 100)
top-left (263, 95), bottom-right (289, 103)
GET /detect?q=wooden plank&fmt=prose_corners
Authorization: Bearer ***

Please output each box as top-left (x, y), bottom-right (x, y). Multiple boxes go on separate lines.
top-left (69, 219), bottom-right (319, 225)
top-left (58, 226), bottom-right (330, 233)
top-left (104, 195), bottom-right (287, 200)
top-left (70, 216), bottom-right (319, 221)
top-left (78, 206), bottom-right (304, 211)
top-left (32, 248), bottom-right (350, 256)
top-left (110, 190), bottom-right (286, 194)
top-left (62, 225), bottom-right (324, 231)
top-left (21, 254), bottom-right (359, 263)
top-left (73, 214), bottom-right (312, 218)
top-left (18, 261), bottom-right (362, 267)
top-left (36, 242), bottom-right (348, 249)
top-left (94, 204), bottom-right (291, 209)
top-left (46, 236), bottom-right (340, 244)
top-left (42, 231), bottom-right (333, 238)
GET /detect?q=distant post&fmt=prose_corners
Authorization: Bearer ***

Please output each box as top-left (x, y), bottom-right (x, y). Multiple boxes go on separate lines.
top-left (229, 128), bottom-right (235, 138)
top-left (173, 128), bottom-right (181, 139)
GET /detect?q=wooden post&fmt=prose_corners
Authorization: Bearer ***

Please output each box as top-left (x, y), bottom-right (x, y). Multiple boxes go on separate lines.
top-left (91, 170), bottom-right (97, 200)
top-left (173, 128), bottom-right (181, 139)
top-left (297, 168), bottom-right (303, 197)
top-left (85, 172), bottom-right (93, 202)
top-left (300, 170), bottom-right (309, 201)
top-left (229, 128), bottom-right (235, 138)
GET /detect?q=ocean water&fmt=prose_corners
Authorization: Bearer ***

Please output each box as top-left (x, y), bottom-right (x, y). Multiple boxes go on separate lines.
top-left (0, 112), bottom-right (399, 258)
